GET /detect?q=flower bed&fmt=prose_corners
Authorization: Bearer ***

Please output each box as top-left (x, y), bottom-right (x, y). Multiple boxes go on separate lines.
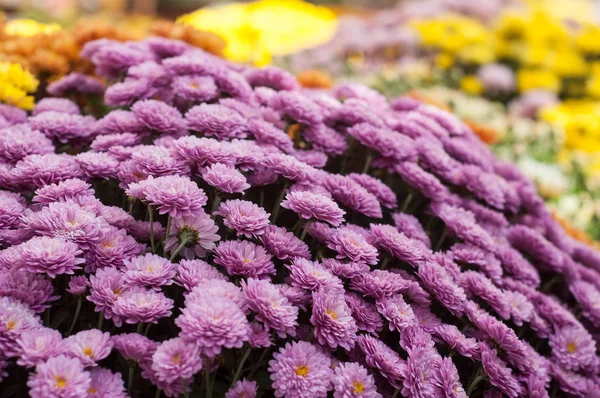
top-left (0, 35), bottom-right (600, 398)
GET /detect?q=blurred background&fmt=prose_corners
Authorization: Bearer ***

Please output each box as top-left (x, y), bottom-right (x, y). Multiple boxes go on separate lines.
top-left (2, 0), bottom-right (600, 244)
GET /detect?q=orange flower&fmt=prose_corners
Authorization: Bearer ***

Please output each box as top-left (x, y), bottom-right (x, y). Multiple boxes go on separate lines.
top-left (463, 120), bottom-right (499, 144)
top-left (296, 69), bottom-right (333, 89)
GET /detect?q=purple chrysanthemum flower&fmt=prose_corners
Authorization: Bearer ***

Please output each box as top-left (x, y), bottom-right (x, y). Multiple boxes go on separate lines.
top-left (151, 337), bottom-right (203, 383)
top-left (376, 294), bottom-right (417, 332)
top-left (323, 175), bottom-right (382, 219)
top-left (202, 163), bottom-right (250, 193)
top-left (263, 153), bottom-right (315, 183)
top-left (391, 212), bottom-right (431, 248)
top-left (27, 355), bottom-right (91, 398)
top-left (215, 199), bottom-right (270, 237)
top-left (0, 268), bottom-right (57, 314)
top-left (0, 104), bottom-right (27, 124)
top-left (549, 325), bottom-right (597, 372)
top-left (327, 227), bottom-right (379, 265)
top-left (112, 333), bottom-right (157, 364)
top-left (87, 267), bottom-right (127, 326)
top-left (322, 258), bottom-right (370, 280)
top-left (247, 119), bottom-right (294, 152)
top-left (185, 279), bottom-right (246, 311)
top-left (245, 67), bottom-right (299, 91)
top-left (357, 335), bottom-right (406, 388)
top-left (47, 72), bottom-right (104, 96)
top-left (431, 324), bottom-right (479, 358)
top-left (32, 98), bottom-right (80, 116)
top-left (85, 227), bottom-right (143, 272)
top-left (460, 271), bottom-right (510, 319)
top-left (242, 278), bottom-right (298, 338)
top-left (479, 343), bottom-right (520, 398)
top-left (130, 145), bottom-right (190, 178)
top-left (90, 132), bottom-right (140, 152)
top-left (33, 178), bottom-right (94, 205)
top-left (113, 287), bottom-right (174, 325)
top-left (370, 224), bottom-right (430, 266)
top-left (270, 91), bottom-right (323, 127)
top-left (214, 240), bottom-right (275, 278)
top-left (259, 225), bottom-right (310, 260)
top-left (65, 329), bottom-right (113, 367)
top-left (185, 103), bottom-right (247, 140)
top-left (0, 124), bottom-right (54, 164)
top-left (226, 379), bottom-right (258, 398)
top-left (173, 75), bottom-right (219, 102)
top-left (287, 258), bottom-right (343, 292)
top-left (418, 261), bottom-right (466, 316)
top-left (123, 253), bottom-right (176, 290)
top-left (0, 296), bottom-right (41, 356)
top-left (87, 367), bottom-right (127, 398)
top-left (15, 327), bottom-right (63, 367)
top-left (67, 276), bottom-right (88, 296)
top-left (94, 110), bottom-right (147, 136)
top-left (164, 212), bottom-right (220, 260)
top-left (348, 173), bottom-right (397, 209)
top-left (249, 322), bottom-right (272, 348)
top-left (268, 341), bottom-right (332, 398)
top-left (16, 236), bottom-right (84, 278)
top-left (401, 346), bottom-right (440, 398)
top-left (347, 123), bottom-right (415, 162)
top-left (394, 161), bottom-right (450, 201)
top-left (176, 293), bottom-right (250, 357)
top-left (434, 357), bottom-right (467, 398)
top-left (29, 112), bottom-right (95, 144)
top-left (172, 136), bottom-right (234, 166)
top-left (0, 191), bottom-right (26, 229)
top-left (570, 280), bottom-right (600, 327)
top-left (311, 288), bottom-right (358, 350)
top-left (332, 362), bottom-right (381, 398)
top-left (12, 153), bottom-right (82, 187)
top-left (176, 259), bottom-right (227, 292)
top-left (126, 175), bottom-right (207, 218)
top-left (281, 191), bottom-right (344, 226)
top-left (131, 99), bottom-right (186, 136)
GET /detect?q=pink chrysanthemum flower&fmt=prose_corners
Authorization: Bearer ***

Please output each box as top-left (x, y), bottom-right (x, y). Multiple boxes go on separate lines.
top-left (65, 329), bottom-right (113, 367)
top-left (215, 199), bottom-right (270, 237)
top-left (327, 227), bottom-right (379, 265)
top-left (113, 287), bottom-right (174, 325)
top-left (259, 225), bottom-right (310, 260)
top-left (201, 162), bottom-right (250, 193)
top-left (226, 379), bottom-right (258, 398)
top-left (151, 337), bottom-right (203, 383)
top-left (112, 333), bottom-right (157, 364)
top-left (214, 240), bottom-right (275, 278)
top-left (311, 288), bottom-right (358, 350)
top-left (32, 178), bottom-right (94, 205)
top-left (0, 296), bottom-right (41, 356)
top-left (175, 259), bottom-right (227, 292)
top-left (268, 341), bottom-right (332, 398)
top-left (16, 236), bottom-right (84, 278)
top-left (15, 327), bottom-right (63, 368)
top-left (27, 355), bottom-right (91, 398)
top-left (332, 362), bottom-right (381, 398)
top-left (123, 253), bottom-right (177, 290)
top-left (164, 213), bottom-right (220, 259)
top-left (87, 367), bottom-right (127, 398)
top-left (281, 191), bottom-right (345, 226)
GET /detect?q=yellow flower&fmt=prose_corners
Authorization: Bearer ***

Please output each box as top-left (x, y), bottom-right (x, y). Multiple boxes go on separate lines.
top-left (177, 0), bottom-right (337, 65)
top-left (586, 75), bottom-right (600, 99)
top-left (576, 24), bottom-right (600, 55)
top-left (552, 50), bottom-right (587, 77)
top-left (460, 75), bottom-right (483, 95)
top-left (3, 19), bottom-right (61, 37)
top-left (517, 68), bottom-right (560, 93)
top-left (456, 45), bottom-right (495, 65)
top-left (0, 61), bottom-right (38, 110)
top-left (435, 53), bottom-right (454, 69)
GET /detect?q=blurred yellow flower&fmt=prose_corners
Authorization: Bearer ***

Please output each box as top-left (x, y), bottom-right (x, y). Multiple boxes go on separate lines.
top-left (177, 0), bottom-right (337, 65)
top-left (4, 19), bottom-right (61, 37)
top-left (517, 69), bottom-right (560, 93)
top-left (435, 53), bottom-right (454, 69)
top-left (541, 101), bottom-right (600, 153)
top-left (411, 15), bottom-right (492, 55)
top-left (460, 75), bottom-right (483, 95)
top-left (0, 61), bottom-right (38, 110)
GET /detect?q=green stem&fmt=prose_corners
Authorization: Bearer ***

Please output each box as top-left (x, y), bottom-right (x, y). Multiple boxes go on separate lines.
top-left (144, 323), bottom-right (152, 336)
top-left (380, 256), bottom-right (391, 270)
top-left (97, 313), bottom-right (104, 330)
top-left (127, 365), bottom-right (136, 396)
top-left (169, 239), bottom-right (189, 262)
top-left (402, 192), bottom-right (414, 213)
top-left (299, 219), bottom-right (313, 241)
top-left (467, 374), bottom-right (486, 396)
top-left (362, 151), bottom-right (373, 174)
top-left (67, 297), bottom-right (82, 335)
top-left (205, 358), bottom-right (212, 398)
top-left (434, 228), bottom-right (447, 252)
top-left (44, 308), bottom-right (50, 327)
top-left (231, 346), bottom-right (252, 387)
top-left (259, 190), bottom-right (265, 208)
top-left (391, 390), bottom-right (400, 398)
top-left (155, 388), bottom-right (161, 398)
top-left (248, 347), bottom-right (271, 378)
top-left (136, 323), bottom-right (144, 334)
top-left (211, 192), bottom-right (222, 215)
top-left (162, 215), bottom-right (172, 251)
top-left (148, 205), bottom-right (156, 253)
top-left (271, 181), bottom-right (289, 223)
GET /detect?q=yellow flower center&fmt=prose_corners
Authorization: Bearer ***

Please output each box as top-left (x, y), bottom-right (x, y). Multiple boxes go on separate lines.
top-left (84, 347), bottom-right (93, 357)
top-left (326, 309), bottom-right (337, 320)
top-left (190, 83), bottom-right (200, 89)
top-left (55, 376), bottom-right (67, 389)
top-left (172, 355), bottom-right (180, 364)
top-left (146, 266), bottom-right (154, 273)
top-left (243, 258), bottom-right (250, 263)
top-left (88, 388), bottom-right (97, 394)
top-left (7, 320), bottom-right (16, 330)
top-left (295, 365), bottom-right (309, 377)
top-left (353, 381), bottom-right (364, 393)
top-left (113, 289), bottom-right (121, 296)
top-left (567, 342), bottom-right (577, 354)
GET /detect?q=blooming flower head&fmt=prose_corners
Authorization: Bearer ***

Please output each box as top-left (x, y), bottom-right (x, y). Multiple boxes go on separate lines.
top-left (311, 288), bottom-right (358, 350)
top-left (327, 227), bottom-right (379, 265)
top-left (392, 212), bottom-right (431, 248)
top-left (323, 175), bottom-right (383, 219)
top-left (32, 178), bottom-right (94, 205)
top-left (112, 333), bottom-right (157, 364)
top-left (185, 279), bottom-right (246, 311)
top-left (321, 258), bottom-right (370, 280)
top-left (201, 162), bottom-right (250, 193)
top-left (0, 268), bottom-right (57, 314)
top-left (376, 294), bottom-right (417, 332)
top-left (370, 224), bottom-right (430, 267)
top-left (29, 112), bottom-right (95, 144)
top-left (151, 337), bottom-right (203, 383)
top-left (287, 258), bottom-right (343, 292)
top-left (13, 154), bottom-right (82, 188)
top-left (332, 362), bottom-right (381, 398)
top-left (214, 239), bottom-right (275, 278)
top-left (27, 355), bottom-right (91, 398)
top-left (242, 278), bottom-right (299, 338)
top-left (47, 72), bottom-right (104, 96)
top-left (226, 379), bottom-right (258, 398)
top-left (348, 173), bottom-right (397, 209)
top-left (176, 293), bottom-right (250, 357)
top-left (401, 346), bottom-right (440, 398)
top-left (357, 335), bottom-right (406, 388)
top-left (123, 253), bottom-right (176, 289)
top-left (268, 341), bottom-right (332, 398)
top-left (281, 191), bottom-right (345, 226)
top-left (0, 124), bottom-right (54, 164)
top-left (259, 225), bottom-right (310, 260)
top-left (479, 343), bottom-right (520, 398)
top-left (130, 145), bottom-right (190, 178)
top-left (173, 75), bottom-right (219, 103)
top-left (176, 259), bottom-right (227, 292)
top-left (164, 212), bottom-right (220, 259)
top-left (434, 357), bottom-right (467, 398)
top-left (113, 287), bottom-right (174, 325)
top-left (0, 296), bottom-right (41, 355)
top-left (131, 99), bottom-right (187, 136)
top-left (549, 325), bottom-right (597, 372)
top-left (16, 236), bottom-right (84, 278)
top-left (126, 175), bottom-right (207, 218)
top-left (32, 98), bottom-right (80, 116)
top-left (185, 103), bottom-right (247, 140)
top-left (431, 324), bottom-right (479, 358)
top-left (15, 327), bottom-right (63, 367)
top-left (263, 153), bottom-right (316, 182)
top-left (65, 329), bottom-right (113, 367)
top-left (215, 199), bottom-right (270, 237)
top-left (87, 367), bottom-right (127, 398)
top-left (67, 276), bottom-right (88, 296)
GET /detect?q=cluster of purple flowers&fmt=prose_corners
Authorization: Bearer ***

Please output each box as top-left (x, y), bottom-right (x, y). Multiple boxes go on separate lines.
top-left (0, 35), bottom-right (599, 398)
